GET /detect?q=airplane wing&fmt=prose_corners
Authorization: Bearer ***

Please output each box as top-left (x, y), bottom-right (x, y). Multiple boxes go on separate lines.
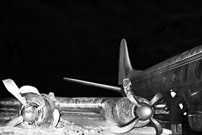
top-left (0, 97), bottom-right (171, 135)
top-left (63, 77), bottom-right (121, 92)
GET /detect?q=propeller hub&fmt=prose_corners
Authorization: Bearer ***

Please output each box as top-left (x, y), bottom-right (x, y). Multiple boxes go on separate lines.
top-left (21, 105), bottom-right (39, 123)
top-left (136, 104), bottom-right (153, 120)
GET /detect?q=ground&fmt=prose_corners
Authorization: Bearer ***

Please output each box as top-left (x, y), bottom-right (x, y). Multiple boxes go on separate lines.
top-left (0, 112), bottom-right (171, 135)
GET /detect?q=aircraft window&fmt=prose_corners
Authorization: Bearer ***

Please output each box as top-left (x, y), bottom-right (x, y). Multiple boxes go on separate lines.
top-left (172, 70), bottom-right (177, 84)
top-left (195, 60), bottom-right (202, 79)
top-left (140, 83), bottom-right (143, 88)
top-left (182, 65), bottom-right (188, 82)
top-left (155, 80), bottom-right (159, 87)
top-left (143, 83), bottom-right (146, 89)
top-left (142, 83), bottom-right (145, 88)
top-left (150, 79), bottom-right (154, 88)
top-left (162, 76), bottom-right (167, 87)
top-left (148, 80), bottom-right (151, 88)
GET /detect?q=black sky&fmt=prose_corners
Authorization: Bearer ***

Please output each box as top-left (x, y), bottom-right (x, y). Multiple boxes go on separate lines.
top-left (0, 0), bottom-right (202, 98)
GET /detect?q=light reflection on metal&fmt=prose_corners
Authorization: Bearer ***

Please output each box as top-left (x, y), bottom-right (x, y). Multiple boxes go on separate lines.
top-left (155, 103), bottom-right (166, 108)
top-left (191, 92), bottom-right (198, 96)
top-left (54, 97), bottom-right (109, 113)
top-left (140, 45), bottom-right (202, 77)
top-left (63, 77), bottom-right (121, 92)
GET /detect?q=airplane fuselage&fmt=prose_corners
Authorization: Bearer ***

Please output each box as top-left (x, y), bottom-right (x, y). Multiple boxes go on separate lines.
top-left (63, 39), bottom-right (202, 132)
top-left (131, 45), bottom-right (202, 131)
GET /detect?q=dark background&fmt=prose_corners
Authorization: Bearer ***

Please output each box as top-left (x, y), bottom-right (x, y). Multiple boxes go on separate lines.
top-left (0, 0), bottom-right (202, 98)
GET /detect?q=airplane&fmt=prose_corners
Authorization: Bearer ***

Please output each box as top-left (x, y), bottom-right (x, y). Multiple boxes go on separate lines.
top-left (64, 38), bottom-right (202, 132)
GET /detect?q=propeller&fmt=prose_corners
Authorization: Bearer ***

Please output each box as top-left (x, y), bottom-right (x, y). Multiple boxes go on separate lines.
top-left (2, 79), bottom-right (27, 106)
top-left (108, 78), bottom-right (163, 135)
top-left (2, 79), bottom-right (60, 127)
top-left (108, 117), bottom-right (140, 133)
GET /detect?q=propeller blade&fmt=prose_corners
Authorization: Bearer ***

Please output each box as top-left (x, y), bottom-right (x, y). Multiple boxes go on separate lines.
top-left (2, 79), bottom-right (27, 106)
top-left (126, 94), bottom-right (140, 107)
top-left (20, 86), bottom-right (45, 111)
top-left (149, 92), bottom-right (163, 106)
top-left (63, 77), bottom-right (121, 92)
top-left (150, 117), bottom-right (162, 135)
top-left (108, 117), bottom-right (139, 133)
top-left (123, 78), bottom-right (140, 107)
top-left (50, 109), bottom-right (60, 127)
top-left (20, 85), bottom-right (40, 95)
top-left (6, 116), bottom-right (24, 127)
